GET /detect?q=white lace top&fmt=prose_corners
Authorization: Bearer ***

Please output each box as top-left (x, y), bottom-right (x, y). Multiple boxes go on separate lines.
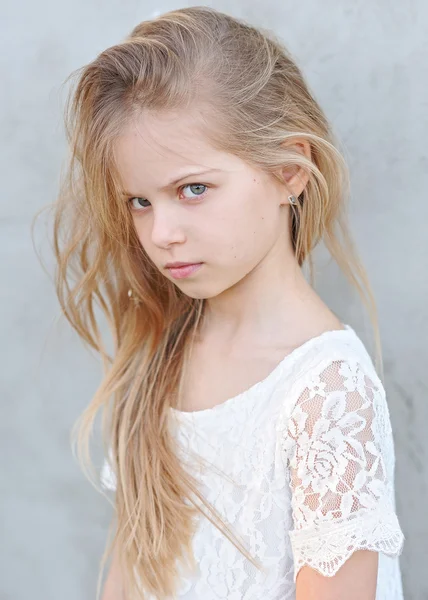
top-left (101, 324), bottom-right (405, 599)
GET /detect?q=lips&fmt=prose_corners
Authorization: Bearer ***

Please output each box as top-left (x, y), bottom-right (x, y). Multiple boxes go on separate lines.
top-left (164, 261), bottom-right (198, 268)
top-left (165, 262), bottom-right (203, 280)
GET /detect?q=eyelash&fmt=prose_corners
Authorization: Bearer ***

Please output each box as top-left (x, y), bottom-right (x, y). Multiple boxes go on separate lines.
top-left (128, 183), bottom-right (210, 212)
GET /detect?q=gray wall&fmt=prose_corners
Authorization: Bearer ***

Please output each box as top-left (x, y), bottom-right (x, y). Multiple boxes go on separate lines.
top-left (2, 1), bottom-right (426, 598)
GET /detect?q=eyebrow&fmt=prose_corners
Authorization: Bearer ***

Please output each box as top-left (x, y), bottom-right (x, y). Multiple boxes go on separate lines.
top-left (123, 168), bottom-right (222, 197)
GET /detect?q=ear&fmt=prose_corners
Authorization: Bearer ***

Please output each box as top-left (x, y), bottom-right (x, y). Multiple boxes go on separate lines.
top-left (278, 140), bottom-right (311, 205)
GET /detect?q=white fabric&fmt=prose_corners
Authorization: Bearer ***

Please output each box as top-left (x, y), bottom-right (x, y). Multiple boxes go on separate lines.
top-left (101, 325), bottom-right (404, 599)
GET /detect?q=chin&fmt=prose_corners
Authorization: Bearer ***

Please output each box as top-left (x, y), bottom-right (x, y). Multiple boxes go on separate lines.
top-left (175, 286), bottom-right (219, 300)
top-left (173, 278), bottom-right (239, 301)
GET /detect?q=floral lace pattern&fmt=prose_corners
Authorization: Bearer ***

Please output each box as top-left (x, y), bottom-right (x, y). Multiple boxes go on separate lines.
top-left (101, 326), bottom-right (404, 599)
top-left (278, 359), bottom-right (404, 581)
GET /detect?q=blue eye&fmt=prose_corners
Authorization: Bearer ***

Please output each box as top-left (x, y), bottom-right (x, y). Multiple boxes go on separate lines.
top-left (129, 197), bottom-right (151, 211)
top-left (181, 183), bottom-right (207, 198)
top-left (128, 183), bottom-right (208, 212)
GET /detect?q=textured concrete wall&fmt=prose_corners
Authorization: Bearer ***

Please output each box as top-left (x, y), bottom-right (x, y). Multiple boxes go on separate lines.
top-left (2, 1), bottom-right (426, 598)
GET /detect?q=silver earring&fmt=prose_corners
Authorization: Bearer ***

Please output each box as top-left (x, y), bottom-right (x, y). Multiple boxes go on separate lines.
top-left (288, 195), bottom-right (297, 205)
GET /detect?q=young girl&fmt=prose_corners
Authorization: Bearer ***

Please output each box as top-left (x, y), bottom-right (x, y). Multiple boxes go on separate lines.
top-left (51, 6), bottom-right (404, 600)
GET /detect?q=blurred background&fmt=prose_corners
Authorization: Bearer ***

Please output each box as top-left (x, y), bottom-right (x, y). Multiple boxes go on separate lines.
top-left (1, 1), bottom-right (427, 598)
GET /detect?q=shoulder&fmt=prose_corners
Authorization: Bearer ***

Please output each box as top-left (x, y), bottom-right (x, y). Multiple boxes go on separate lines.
top-left (275, 325), bottom-right (385, 435)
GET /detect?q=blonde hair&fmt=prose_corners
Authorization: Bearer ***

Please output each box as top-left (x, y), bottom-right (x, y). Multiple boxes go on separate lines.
top-left (37, 6), bottom-right (383, 599)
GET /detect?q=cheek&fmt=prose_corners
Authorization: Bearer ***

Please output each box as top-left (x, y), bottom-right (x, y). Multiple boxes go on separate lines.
top-left (212, 210), bottom-right (279, 265)
top-left (132, 213), bottom-right (150, 238)
top-left (131, 217), bottom-right (154, 254)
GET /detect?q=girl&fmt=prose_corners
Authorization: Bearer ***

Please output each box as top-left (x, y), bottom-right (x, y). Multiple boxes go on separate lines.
top-left (51, 6), bottom-right (404, 600)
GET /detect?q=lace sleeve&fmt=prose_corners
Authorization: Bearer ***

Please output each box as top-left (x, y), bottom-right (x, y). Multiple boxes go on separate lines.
top-left (279, 358), bottom-right (404, 580)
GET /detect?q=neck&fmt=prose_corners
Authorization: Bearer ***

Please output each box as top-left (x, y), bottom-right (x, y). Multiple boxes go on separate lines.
top-left (201, 251), bottom-right (331, 348)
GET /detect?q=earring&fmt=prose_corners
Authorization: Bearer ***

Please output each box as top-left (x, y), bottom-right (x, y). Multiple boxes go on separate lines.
top-left (128, 288), bottom-right (141, 307)
top-left (288, 195), bottom-right (298, 205)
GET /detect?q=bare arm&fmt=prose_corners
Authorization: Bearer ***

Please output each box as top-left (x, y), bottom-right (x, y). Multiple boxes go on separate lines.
top-left (101, 546), bottom-right (125, 600)
top-left (296, 550), bottom-right (378, 600)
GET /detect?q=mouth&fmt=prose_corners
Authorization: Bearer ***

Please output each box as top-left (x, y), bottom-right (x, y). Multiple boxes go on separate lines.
top-left (164, 262), bottom-right (204, 280)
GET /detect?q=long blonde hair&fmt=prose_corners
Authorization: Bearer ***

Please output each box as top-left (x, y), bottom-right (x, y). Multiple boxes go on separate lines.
top-left (38, 6), bottom-right (382, 599)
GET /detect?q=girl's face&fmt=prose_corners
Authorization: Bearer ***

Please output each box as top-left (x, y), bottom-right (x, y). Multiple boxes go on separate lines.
top-left (114, 109), bottom-right (294, 299)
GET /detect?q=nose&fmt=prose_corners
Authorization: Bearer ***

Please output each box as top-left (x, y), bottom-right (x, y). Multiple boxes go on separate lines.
top-left (150, 204), bottom-right (186, 249)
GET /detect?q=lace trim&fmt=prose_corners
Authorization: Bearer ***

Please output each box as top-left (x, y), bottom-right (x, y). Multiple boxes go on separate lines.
top-left (289, 506), bottom-right (405, 580)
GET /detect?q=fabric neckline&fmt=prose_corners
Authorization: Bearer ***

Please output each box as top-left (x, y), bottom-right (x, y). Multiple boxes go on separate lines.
top-left (170, 323), bottom-right (356, 421)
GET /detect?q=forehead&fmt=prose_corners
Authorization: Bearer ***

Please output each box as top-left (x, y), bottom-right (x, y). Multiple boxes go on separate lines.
top-left (113, 109), bottom-right (244, 190)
